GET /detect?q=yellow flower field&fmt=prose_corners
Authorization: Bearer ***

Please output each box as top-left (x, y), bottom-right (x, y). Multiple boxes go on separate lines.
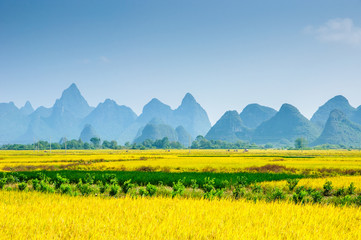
top-left (1, 149), bottom-right (361, 172)
top-left (1, 190), bottom-right (361, 239)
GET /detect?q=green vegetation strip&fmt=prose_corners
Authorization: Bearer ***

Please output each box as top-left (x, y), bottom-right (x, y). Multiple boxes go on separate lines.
top-left (1, 171), bottom-right (304, 188)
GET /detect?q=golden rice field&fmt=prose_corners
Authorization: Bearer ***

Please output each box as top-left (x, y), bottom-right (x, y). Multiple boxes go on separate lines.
top-left (262, 175), bottom-right (361, 190)
top-left (1, 149), bottom-right (361, 172)
top-left (1, 190), bottom-right (361, 240)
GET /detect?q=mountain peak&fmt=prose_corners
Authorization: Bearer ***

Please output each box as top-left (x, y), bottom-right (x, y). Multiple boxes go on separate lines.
top-left (279, 103), bottom-right (300, 114)
top-left (20, 101), bottom-right (34, 115)
top-left (328, 95), bottom-right (349, 104)
top-left (181, 93), bottom-right (196, 105)
top-left (240, 103), bottom-right (277, 129)
top-left (311, 95), bottom-right (355, 128)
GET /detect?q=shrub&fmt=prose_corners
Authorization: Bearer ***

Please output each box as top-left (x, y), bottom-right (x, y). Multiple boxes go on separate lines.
top-left (293, 190), bottom-right (307, 204)
top-left (338, 195), bottom-right (352, 207)
top-left (233, 185), bottom-right (246, 200)
top-left (55, 174), bottom-right (69, 189)
top-left (172, 179), bottom-right (185, 197)
top-left (0, 177), bottom-right (7, 189)
top-left (32, 179), bottom-right (40, 191)
top-left (311, 191), bottom-right (323, 204)
top-left (269, 187), bottom-right (286, 201)
top-left (323, 181), bottom-right (333, 196)
top-left (251, 183), bottom-right (262, 193)
top-left (287, 179), bottom-right (299, 191)
top-left (78, 183), bottom-right (92, 196)
top-left (202, 177), bottom-right (215, 193)
top-left (60, 184), bottom-right (73, 195)
top-left (99, 183), bottom-right (109, 194)
top-left (204, 189), bottom-right (217, 200)
top-left (347, 182), bottom-right (356, 195)
top-left (146, 183), bottom-right (157, 196)
top-left (122, 179), bottom-right (134, 194)
top-left (138, 187), bottom-right (148, 197)
top-left (355, 195), bottom-right (361, 206)
top-left (109, 184), bottom-right (120, 196)
top-left (190, 179), bottom-right (198, 190)
top-left (18, 182), bottom-right (28, 191)
top-left (335, 188), bottom-right (345, 197)
top-left (40, 181), bottom-right (55, 193)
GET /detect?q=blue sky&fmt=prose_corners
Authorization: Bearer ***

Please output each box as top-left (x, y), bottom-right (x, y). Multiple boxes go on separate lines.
top-left (1, 0), bottom-right (361, 124)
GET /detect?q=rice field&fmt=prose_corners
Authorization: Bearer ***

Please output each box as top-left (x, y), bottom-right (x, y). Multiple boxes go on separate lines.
top-left (262, 175), bottom-right (361, 190)
top-left (2, 149), bottom-right (361, 239)
top-left (1, 190), bottom-right (361, 239)
top-left (1, 149), bottom-right (361, 173)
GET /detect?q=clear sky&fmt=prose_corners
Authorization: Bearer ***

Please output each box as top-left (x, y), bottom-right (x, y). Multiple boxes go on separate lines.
top-left (1, 0), bottom-right (361, 124)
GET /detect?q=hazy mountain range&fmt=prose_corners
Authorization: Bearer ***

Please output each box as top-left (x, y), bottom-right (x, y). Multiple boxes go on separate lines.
top-left (2, 83), bottom-right (361, 147)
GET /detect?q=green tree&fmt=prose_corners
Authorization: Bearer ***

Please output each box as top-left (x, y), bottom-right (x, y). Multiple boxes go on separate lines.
top-left (294, 138), bottom-right (307, 150)
top-left (90, 137), bottom-right (101, 148)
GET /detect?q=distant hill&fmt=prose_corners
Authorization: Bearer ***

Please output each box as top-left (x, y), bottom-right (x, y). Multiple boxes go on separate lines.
top-left (311, 95), bottom-right (355, 128)
top-left (205, 111), bottom-right (249, 143)
top-left (350, 106), bottom-right (361, 125)
top-left (82, 99), bottom-right (137, 142)
top-left (173, 93), bottom-right (211, 138)
top-left (133, 120), bottom-right (178, 144)
top-left (252, 104), bottom-right (320, 145)
top-left (176, 125), bottom-right (192, 147)
top-left (312, 109), bottom-right (361, 148)
top-left (20, 101), bottom-right (34, 115)
top-left (79, 124), bottom-right (99, 143)
top-left (0, 102), bottom-right (29, 144)
top-left (240, 104), bottom-right (277, 129)
top-left (119, 93), bottom-right (211, 144)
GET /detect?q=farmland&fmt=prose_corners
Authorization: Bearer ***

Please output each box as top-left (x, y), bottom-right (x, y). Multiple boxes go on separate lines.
top-left (1, 190), bottom-right (361, 239)
top-left (2, 149), bottom-right (361, 173)
top-left (1, 149), bottom-right (361, 239)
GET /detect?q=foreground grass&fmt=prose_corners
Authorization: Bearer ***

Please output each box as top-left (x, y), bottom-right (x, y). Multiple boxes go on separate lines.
top-left (1, 190), bottom-right (361, 239)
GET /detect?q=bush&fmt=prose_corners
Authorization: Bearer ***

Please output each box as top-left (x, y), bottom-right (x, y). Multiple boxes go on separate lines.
top-left (311, 191), bottom-right (323, 204)
top-left (60, 184), bottom-right (73, 195)
top-left (190, 179), bottom-right (198, 190)
top-left (251, 183), bottom-right (262, 193)
top-left (347, 182), bottom-right (356, 195)
top-left (99, 183), bottom-right (109, 194)
top-left (236, 176), bottom-right (248, 187)
top-left (18, 182), bottom-right (28, 191)
top-left (172, 179), bottom-right (185, 197)
top-left (32, 179), bottom-right (41, 191)
top-left (0, 177), bottom-right (7, 189)
top-left (109, 184), bottom-right (120, 196)
top-left (122, 179), bottom-right (134, 194)
top-left (323, 181), bottom-right (333, 196)
top-left (138, 187), bottom-right (148, 197)
top-left (355, 195), bottom-right (361, 206)
top-left (269, 187), bottom-right (286, 201)
top-left (233, 185), bottom-right (246, 200)
top-left (146, 183), bottom-right (157, 196)
top-left (202, 177), bottom-right (215, 193)
top-left (338, 195), bottom-right (352, 207)
top-left (78, 183), bottom-right (92, 196)
top-left (293, 190), bottom-right (307, 204)
top-left (335, 188), bottom-right (345, 197)
top-left (55, 174), bottom-right (69, 189)
top-left (287, 178), bottom-right (299, 191)
top-left (40, 181), bottom-right (55, 193)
